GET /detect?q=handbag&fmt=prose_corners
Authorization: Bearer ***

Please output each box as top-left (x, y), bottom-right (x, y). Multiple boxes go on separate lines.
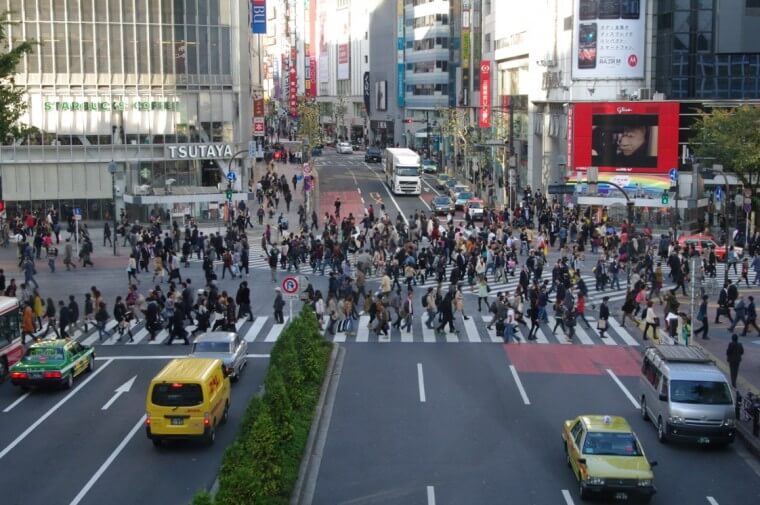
top-left (597, 319), bottom-right (607, 330)
top-left (653, 316), bottom-right (660, 326)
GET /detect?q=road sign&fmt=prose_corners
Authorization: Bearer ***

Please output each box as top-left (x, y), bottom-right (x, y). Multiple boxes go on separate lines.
top-left (744, 188), bottom-right (753, 213)
top-left (226, 171), bottom-right (237, 182)
top-left (73, 208), bottom-right (82, 220)
top-left (547, 184), bottom-right (576, 195)
top-left (302, 163), bottom-right (312, 176)
top-left (281, 276), bottom-right (299, 297)
top-left (253, 118), bottom-right (265, 137)
top-left (715, 186), bottom-right (722, 201)
top-left (669, 167), bottom-right (677, 182)
top-left (248, 141), bottom-right (257, 158)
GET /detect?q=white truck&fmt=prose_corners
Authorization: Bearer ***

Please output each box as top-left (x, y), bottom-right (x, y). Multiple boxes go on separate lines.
top-left (384, 148), bottom-right (421, 195)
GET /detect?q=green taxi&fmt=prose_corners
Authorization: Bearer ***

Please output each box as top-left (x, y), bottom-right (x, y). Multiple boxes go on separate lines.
top-left (562, 415), bottom-right (657, 503)
top-left (9, 339), bottom-right (95, 390)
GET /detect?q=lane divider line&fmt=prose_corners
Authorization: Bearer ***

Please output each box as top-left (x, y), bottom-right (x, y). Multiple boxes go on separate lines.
top-left (509, 365), bottom-right (531, 405)
top-left (0, 359), bottom-right (114, 460)
top-left (68, 414), bottom-right (147, 505)
top-left (427, 485), bottom-right (436, 505)
top-left (561, 489), bottom-right (575, 504)
top-left (606, 368), bottom-right (640, 409)
top-left (417, 363), bottom-right (426, 403)
top-left (706, 497), bottom-right (720, 505)
top-left (2, 393), bottom-right (30, 413)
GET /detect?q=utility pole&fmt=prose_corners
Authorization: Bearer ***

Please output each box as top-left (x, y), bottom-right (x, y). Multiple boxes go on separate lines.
top-left (107, 161), bottom-right (118, 256)
top-left (689, 255), bottom-right (698, 346)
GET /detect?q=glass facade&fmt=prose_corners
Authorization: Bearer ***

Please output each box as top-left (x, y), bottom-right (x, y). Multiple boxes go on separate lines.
top-left (0, 0), bottom-right (249, 219)
top-left (656, 0), bottom-right (760, 99)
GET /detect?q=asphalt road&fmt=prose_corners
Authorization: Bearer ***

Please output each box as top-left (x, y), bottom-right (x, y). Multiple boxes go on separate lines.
top-left (312, 344), bottom-right (760, 505)
top-left (0, 347), bottom-right (268, 505)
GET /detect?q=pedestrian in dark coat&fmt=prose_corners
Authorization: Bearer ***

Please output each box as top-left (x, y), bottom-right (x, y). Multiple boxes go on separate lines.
top-left (726, 334), bottom-right (744, 388)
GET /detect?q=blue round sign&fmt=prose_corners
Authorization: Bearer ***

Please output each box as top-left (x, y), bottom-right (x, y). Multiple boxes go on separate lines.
top-left (226, 171), bottom-right (237, 182)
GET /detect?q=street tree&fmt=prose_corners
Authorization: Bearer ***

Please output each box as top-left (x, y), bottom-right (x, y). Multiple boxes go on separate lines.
top-left (0, 16), bottom-right (35, 141)
top-left (334, 95), bottom-right (347, 141)
top-left (297, 98), bottom-right (320, 157)
top-left (692, 105), bottom-right (760, 198)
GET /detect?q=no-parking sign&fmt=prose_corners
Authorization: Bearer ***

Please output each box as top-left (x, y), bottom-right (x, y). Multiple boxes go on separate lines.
top-left (281, 276), bottom-right (299, 298)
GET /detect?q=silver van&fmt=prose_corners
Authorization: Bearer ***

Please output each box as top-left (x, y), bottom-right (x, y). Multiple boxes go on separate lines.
top-left (639, 345), bottom-right (736, 446)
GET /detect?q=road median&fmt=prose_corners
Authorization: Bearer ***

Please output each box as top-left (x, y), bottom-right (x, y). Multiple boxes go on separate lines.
top-left (192, 305), bottom-right (332, 505)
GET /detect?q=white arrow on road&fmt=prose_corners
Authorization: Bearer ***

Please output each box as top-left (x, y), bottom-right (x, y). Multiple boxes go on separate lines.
top-left (101, 376), bottom-right (137, 410)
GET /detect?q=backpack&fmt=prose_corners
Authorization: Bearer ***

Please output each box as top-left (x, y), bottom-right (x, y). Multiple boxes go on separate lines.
top-left (421, 295), bottom-right (428, 308)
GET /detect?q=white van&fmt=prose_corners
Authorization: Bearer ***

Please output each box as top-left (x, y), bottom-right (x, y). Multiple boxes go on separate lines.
top-left (639, 346), bottom-right (736, 446)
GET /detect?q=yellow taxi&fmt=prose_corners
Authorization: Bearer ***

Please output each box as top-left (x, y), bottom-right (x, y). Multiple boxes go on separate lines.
top-left (562, 415), bottom-right (657, 503)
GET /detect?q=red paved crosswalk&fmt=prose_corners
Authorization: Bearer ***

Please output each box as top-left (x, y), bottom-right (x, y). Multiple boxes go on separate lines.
top-left (505, 344), bottom-right (642, 377)
top-left (319, 191), bottom-right (365, 221)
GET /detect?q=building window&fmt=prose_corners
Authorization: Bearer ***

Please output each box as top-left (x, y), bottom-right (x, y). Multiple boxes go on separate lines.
top-left (337, 79), bottom-right (350, 95)
top-left (484, 33), bottom-right (491, 53)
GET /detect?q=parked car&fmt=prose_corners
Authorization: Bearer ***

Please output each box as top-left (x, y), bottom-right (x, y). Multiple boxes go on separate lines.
top-left (432, 195), bottom-right (455, 215)
top-left (421, 158), bottom-right (438, 173)
top-left (364, 146), bottom-right (383, 162)
top-left (336, 142), bottom-right (353, 154)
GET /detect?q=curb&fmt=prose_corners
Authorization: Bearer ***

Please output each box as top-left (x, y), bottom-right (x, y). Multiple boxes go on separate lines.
top-left (291, 343), bottom-right (344, 505)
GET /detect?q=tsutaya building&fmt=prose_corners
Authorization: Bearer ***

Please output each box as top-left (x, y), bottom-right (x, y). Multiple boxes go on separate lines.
top-left (0, 0), bottom-right (254, 222)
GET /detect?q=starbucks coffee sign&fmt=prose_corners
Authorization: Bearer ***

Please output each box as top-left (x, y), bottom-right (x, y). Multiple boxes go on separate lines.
top-left (44, 99), bottom-right (180, 112)
top-left (166, 144), bottom-right (235, 160)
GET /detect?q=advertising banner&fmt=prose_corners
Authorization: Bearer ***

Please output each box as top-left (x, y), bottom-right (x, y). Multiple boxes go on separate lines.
top-left (397, 0), bottom-right (404, 107)
top-left (571, 101), bottom-right (680, 175)
top-left (479, 60), bottom-right (491, 128)
top-left (376, 80), bottom-right (387, 111)
top-left (309, 56), bottom-right (317, 96)
top-left (253, 98), bottom-right (265, 117)
top-left (397, 64), bottom-right (405, 107)
top-left (251, 0), bottom-right (267, 34)
top-left (338, 44), bottom-right (349, 80)
top-left (337, 10), bottom-right (350, 80)
top-left (363, 72), bottom-right (371, 114)
top-left (572, 0), bottom-right (646, 79)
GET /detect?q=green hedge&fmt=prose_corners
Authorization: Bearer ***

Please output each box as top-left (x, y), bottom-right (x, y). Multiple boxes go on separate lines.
top-left (193, 305), bottom-right (332, 505)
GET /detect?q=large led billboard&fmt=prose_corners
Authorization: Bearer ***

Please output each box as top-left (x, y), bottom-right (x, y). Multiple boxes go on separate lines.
top-left (570, 101), bottom-right (680, 175)
top-left (572, 0), bottom-right (646, 79)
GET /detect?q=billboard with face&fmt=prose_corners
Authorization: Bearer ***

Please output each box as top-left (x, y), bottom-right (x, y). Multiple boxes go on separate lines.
top-left (571, 101), bottom-right (679, 175)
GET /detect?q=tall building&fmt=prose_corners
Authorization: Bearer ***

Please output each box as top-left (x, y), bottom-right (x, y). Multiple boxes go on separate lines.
top-left (0, 0), bottom-right (254, 221)
top-left (314, 0), bottom-right (371, 144)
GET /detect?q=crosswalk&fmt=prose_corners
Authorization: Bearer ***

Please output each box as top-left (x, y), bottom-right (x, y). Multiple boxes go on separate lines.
top-left (28, 314), bottom-right (291, 348)
top-left (323, 311), bottom-right (645, 346)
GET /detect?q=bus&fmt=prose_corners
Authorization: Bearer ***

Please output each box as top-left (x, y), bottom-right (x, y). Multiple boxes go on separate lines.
top-left (0, 297), bottom-right (24, 381)
top-left (384, 148), bottom-right (421, 195)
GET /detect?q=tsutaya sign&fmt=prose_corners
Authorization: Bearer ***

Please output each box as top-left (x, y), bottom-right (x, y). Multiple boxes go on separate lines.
top-left (166, 144), bottom-right (234, 160)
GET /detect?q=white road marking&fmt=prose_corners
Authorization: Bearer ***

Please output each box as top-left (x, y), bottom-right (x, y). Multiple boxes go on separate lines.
top-left (264, 317), bottom-right (289, 342)
top-left (68, 414), bottom-right (147, 505)
top-left (356, 316), bottom-right (370, 342)
top-left (546, 315), bottom-right (571, 344)
top-left (463, 316), bottom-right (481, 342)
top-left (0, 359), bottom-right (114, 460)
top-left (2, 393), bottom-right (30, 413)
top-left (400, 327), bottom-right (413, 343)
top-left (607, 317), bottom-right (640, 346)
top-left (509, 365), bottom-right (531, 405)
top-left (706, 498), bottom-right (719, 505)
top-left (101, 376), bottom-right (137, 410)
top-left (418, 196), bottom-right (432, 211)
top-left (421, 322), bottom-right (436, 343)
top-left (363, 162), bottom-right (411, 226)
top-left (606, 368), bottom-right (640, 409)
top-left (244, 316), bottom-right (268, 342)
top-left (427, 485), bottom-right (436, 505)
top-left (572, 323), bottom-right (596, 345)
top-left (421, 177), bottom-right (441, 195)
top-left (417, 363), bottom-right (426, 403)
top-left (561, 489), bottom-right (575, 504)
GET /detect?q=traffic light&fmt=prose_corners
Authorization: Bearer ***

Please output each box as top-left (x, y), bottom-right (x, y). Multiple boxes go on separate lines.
top-left (661, 190), bottom-right (669, 205)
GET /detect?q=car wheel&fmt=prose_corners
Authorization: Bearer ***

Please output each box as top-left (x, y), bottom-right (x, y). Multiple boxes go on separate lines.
top-left (64, 373), bottom-right (74, 390)
top-left (578, 480), bottom-right (590, 500)
top-left (640, 397), bottom-right (648, 421)
top-left (87, 356), bottom-right (95, 372)
top-left (0, 357), bottom-right (7, 383)
top-left (204, 426), bottom-right (216, 446)
top-left (221, 401), bottom-right (230, 425)
top-left (657, 417), bottom-right (668, 443)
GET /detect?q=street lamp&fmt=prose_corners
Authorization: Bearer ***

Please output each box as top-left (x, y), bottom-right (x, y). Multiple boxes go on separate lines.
top-left (107, 161), bottom-right (119, 256)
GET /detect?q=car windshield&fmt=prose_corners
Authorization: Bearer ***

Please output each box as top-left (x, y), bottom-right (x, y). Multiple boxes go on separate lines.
top-left (582, 432), bottom-right (642, 456)
top-left (468, 202), bottom-right (482, 208)
top-left (397, 166), bottom-right (419, 177)
top-left (23, 347), bottom-right (65, 362)
top-left (434, 197), bottom-right (450, 205)
top-left (423, 159), bottom-right (434, 165)
top-left (151, 383), bottom-right (204, 407)
top-left (670, 380), bottom-right (733, 405)
top-left (458, 192), bottom-right (473, 200)
top-left (192, 341), bottom-right (231, 353)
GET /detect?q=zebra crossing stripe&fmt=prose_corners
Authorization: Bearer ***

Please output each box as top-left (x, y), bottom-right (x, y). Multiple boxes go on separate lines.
top-left (607, 317), bottom-right (640, 346)
top-left (571, 323), bottom-right (596, 345)
top-left (82, 320), bottom-right (118, 346)
top-left (355, 316), bottom-right (370, 342)
top-left (128, 327), bottom-right (150, 345)
top-left (244, 316), bottom-right (268, 342)
top-left (533, 325), bottom-right (550, 344)
top-left (264, 317), bottom-right (289, 342)
top-left (401, 327), bottom-right (414, 343)
top-left (545, 315), bottom-right (570, 344)
top-left (421, 323), bottom-right (436, 343)
top-left (480, 316), bottom-right (504, 343)
top-left (463, 317), bottom-right (481, 343)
